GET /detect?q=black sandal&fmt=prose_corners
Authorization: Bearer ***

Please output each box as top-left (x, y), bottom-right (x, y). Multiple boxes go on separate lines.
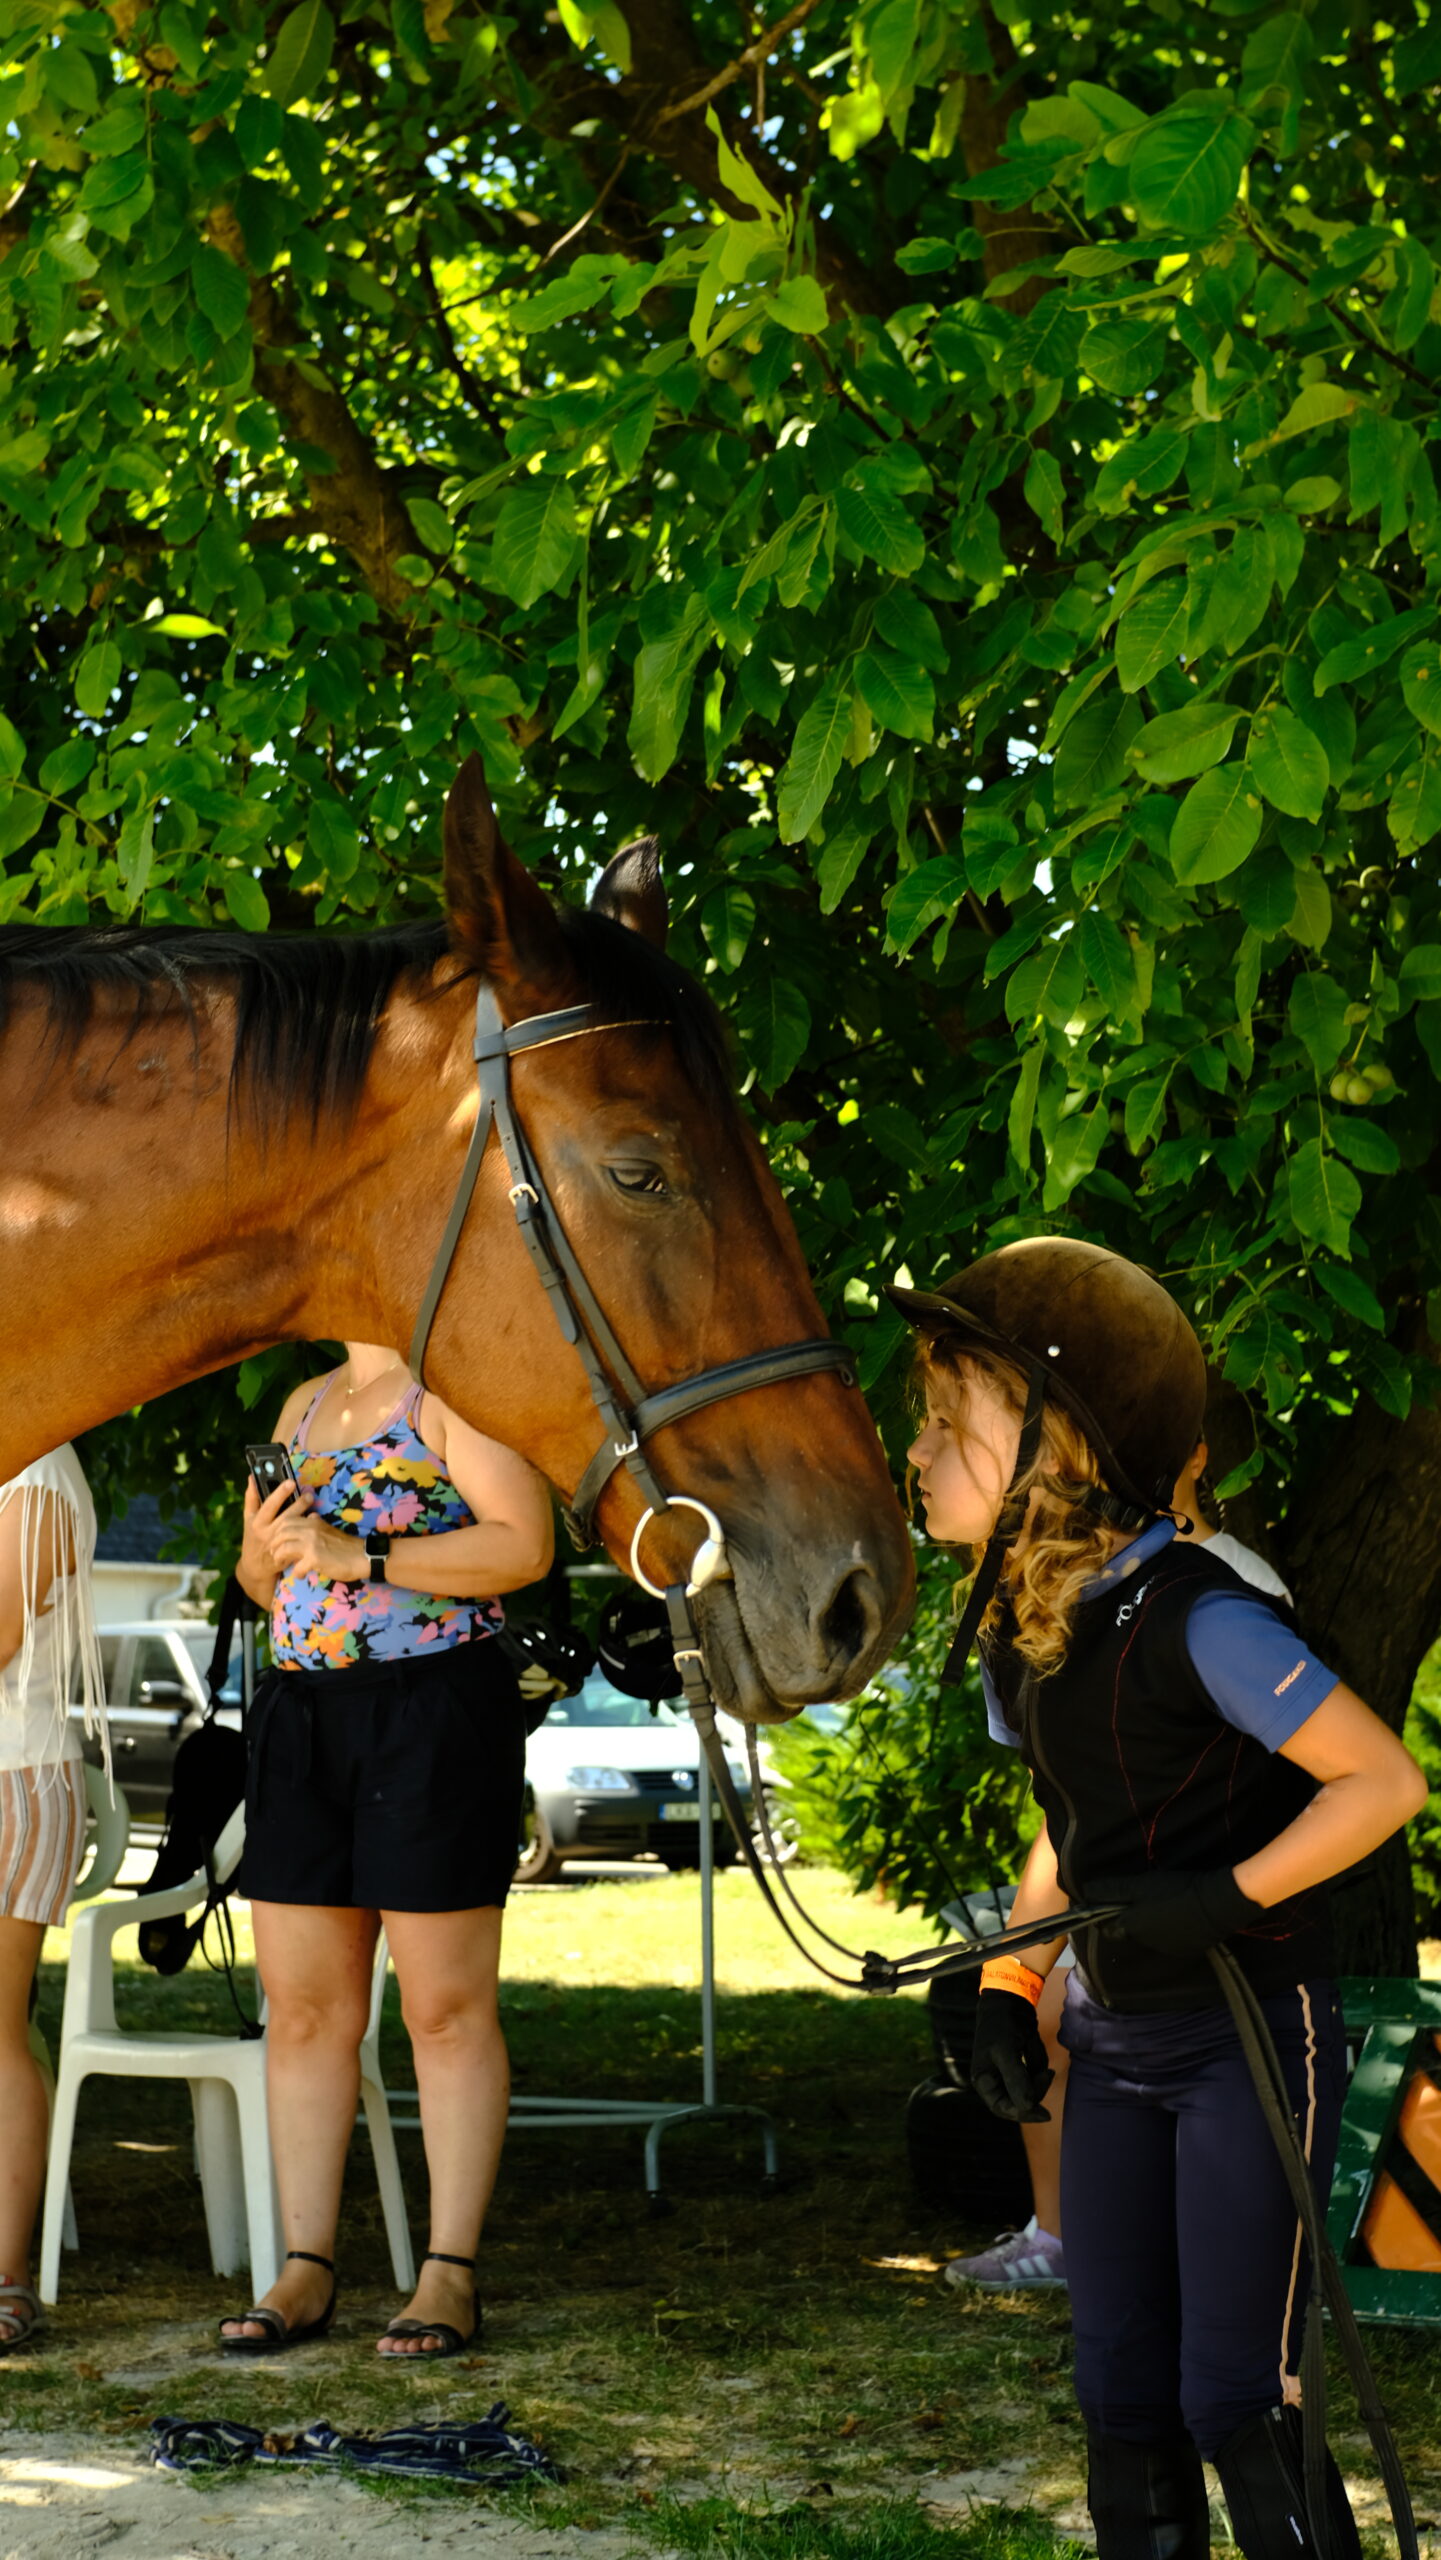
top-left (0, 2279), bottom-right (43, 2355)
top-left (377, 2249), bottom-right (480, 2361)
top-left (219, 2250), bottom-right (337, 2355)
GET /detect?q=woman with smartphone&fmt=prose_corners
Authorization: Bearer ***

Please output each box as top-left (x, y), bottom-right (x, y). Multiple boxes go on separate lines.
top-left (0, 1442), bottom-right (105, 2354)
top-left (222, 1341), bottom-right (552, 2360)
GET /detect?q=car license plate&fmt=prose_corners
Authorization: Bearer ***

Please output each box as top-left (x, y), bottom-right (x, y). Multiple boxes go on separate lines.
top-left (658, 1801), bottom-right (717, 1821)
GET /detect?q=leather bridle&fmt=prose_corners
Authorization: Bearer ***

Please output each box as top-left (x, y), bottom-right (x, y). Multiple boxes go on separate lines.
top-left (408, 978), bottom-right (854, 1572)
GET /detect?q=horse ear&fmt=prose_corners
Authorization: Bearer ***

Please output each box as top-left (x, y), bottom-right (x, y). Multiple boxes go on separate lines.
top-left (591, 836), bottom-right (668, 950)
top-left (443, 755), bottom-right (568, 989)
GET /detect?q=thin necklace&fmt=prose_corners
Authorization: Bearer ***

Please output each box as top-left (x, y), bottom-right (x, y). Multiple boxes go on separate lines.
top-left (343, 1358), bottom-right (407, 1401)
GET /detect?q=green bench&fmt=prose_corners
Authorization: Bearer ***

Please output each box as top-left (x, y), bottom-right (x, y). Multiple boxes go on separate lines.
top-left (1326, 1977), bottom-right (1441, 2328)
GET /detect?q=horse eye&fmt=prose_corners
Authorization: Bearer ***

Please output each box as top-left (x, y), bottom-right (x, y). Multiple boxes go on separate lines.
top-left (608, 1162), bottom-right (669, 1198)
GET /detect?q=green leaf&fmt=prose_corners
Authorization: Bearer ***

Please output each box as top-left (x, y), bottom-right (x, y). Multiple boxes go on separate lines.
top-left (1247, 706), bottom-right (1329, 821)
top-left (705, 105), bottom-right (782, 219)
top-left (148, 613), bottom-right (226, 638)
top-left (1329, 1118), bottom-right (1400, 1177)
top-left (1388, 737), bottom-right (1441, 856)
top-left (1287, 972), bottom-right (1348, 1076)
top-left (1093, 425), bottom-right (1189, 515)
top-left (1289, 1137), bottom-right (1361, 1256)
top-left (1131, 110), bottom-right (1252, 235)
top-left (778, 680), bottom-right (851, 844)
top-left (404, 495), bottom-right (453, 555)
top-left (1115, 578), bottom-right (1189, 695)
top-left (735, 972), bottom-right (810, 1091)
top-left (1124, 1069), bottom-right (1172, 1151)
top-left (835, 485), bottom-right (924, 575)
top-left (701, 885), bottom-right (756, 973)
top-left (1314, 606), bottom-right (1434, 695)
top-left (1078, 909), bottom-right (1135, 1018)
top-left (82, 96), bottom-right (148, 156)
top-left (875, 590), bottom-right (947, 673)
top-left (767, 276), bottom-right (830, 335)
top-left (627, 606), bottom-right (707, 783)
top-left (895, 237), bottom-right (958, 276)
top-left (264, 0), bottom-right (336, 105)
top-left (116, 802), bottom-right (154, 904)
top-left (0, 717), bottom-right (23, 783)
top-left (1315, 1260), bottom-right (1385, 1329)
top-left (191, 243), bottom-right (250, 340)
top-left (1008, 1039), bottom-right (1045, 1174)
top-left (1399, 944), bottom-right (1441, 1000)
top-left (1401, 642), bottom-right (1441, 739)
top-left (492, 479), bottom-right (578, 608)
top-left (1240, 10), bottom-right (1313, 112)
top-left (74, 640), bottom-right (122, 719)
top-left (223, 870), bottom-right (272, 932)
top-left (1131, 700), bottom-right (1244, 784)
top-left (1288, 865), bottom-right (1332, 952)
top-left (1054, 694), bottom-right (1141, 811)
top-left (1382, 235), bottom-right (1435, 351)
top-left (814, 822), bottom-right (872, 914)
top-left (855, 649), bottom-right (933, 742)
top-left (1006, 935), bottom-right (1086, 1029)
top-left (886, 856), bottom-right (968, 954)
top-left (1023, 449), bottom-right (1063, 546)
top-left (1253, 380), bottom-right (1363, 451)
top-left (1168, 765), bottom-right (1263, 884)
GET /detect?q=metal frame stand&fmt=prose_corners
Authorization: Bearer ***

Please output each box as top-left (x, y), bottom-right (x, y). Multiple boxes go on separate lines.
top-left (385, 1754), bottom-right (780, 2208)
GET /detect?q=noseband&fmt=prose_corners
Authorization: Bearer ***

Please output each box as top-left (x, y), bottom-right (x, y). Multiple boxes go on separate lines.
top-left (408, 981), bottom-right (854, 1572)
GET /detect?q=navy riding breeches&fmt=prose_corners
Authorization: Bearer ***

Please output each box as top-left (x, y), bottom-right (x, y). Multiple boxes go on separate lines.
top-left (1058, 1976), bottom-right (1347, 2458)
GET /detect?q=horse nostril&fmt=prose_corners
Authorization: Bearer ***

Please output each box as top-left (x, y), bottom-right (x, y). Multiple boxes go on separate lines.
top-left (817, 1565), bottom-right (882, 1674)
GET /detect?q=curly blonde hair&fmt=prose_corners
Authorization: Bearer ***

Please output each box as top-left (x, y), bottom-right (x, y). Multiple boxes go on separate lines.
top-left (916, 1338), bottom-right (1122, 1674)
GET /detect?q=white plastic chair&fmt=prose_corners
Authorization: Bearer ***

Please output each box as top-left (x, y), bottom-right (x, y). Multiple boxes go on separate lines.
top-left (38, 1806), bottom-right (414, 2307)
top-left (29, 1764), bottom-right (134, 2254)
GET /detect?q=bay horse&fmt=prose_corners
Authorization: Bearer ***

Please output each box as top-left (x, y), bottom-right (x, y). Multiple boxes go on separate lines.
top-left (0, 757), bottom-right (913, 1720)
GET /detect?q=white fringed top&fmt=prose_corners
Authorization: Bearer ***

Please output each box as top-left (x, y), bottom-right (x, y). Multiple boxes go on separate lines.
top-left (0, 1444), bottom-right (107, 1775)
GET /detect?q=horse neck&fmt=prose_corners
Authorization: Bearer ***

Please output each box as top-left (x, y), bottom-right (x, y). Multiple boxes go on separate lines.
top-left (0, 973), bottom-right (471, 1479)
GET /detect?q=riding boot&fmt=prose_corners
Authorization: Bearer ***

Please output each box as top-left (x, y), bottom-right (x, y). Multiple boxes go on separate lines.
top-left (1085, 2430), bottom-right (1212, 2560)
top-left (1213, 2406), bottom-right (1362, 2560)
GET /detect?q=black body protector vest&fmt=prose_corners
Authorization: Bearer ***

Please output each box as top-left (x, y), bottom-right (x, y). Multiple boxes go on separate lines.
top-left (982, 1540), bottom-right (1335, 2013)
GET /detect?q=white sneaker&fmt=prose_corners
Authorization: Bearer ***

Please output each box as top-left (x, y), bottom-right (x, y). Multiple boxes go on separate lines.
top-left (942, 2214), bottom-right (1067, 2291)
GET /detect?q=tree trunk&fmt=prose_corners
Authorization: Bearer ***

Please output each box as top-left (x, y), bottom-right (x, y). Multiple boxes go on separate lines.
top-left (1209, 1377), bottom-right (1440, 1977)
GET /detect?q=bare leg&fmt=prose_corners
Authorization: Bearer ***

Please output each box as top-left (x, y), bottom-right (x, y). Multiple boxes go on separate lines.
top-left (0, 1916), bottom-right (48, 2302)
top-left (219, 1902), bottom-right (377, 2341)
top-left (1021, 1962), bottom-right (1072, 2241)
top-left (376, 1905), bottom-right (506, 2355)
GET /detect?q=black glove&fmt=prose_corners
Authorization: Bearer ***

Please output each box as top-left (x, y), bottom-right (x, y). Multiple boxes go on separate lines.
top-left (1088, 1868), bottom-right (1264, 1960)
top-left (970, 1988), bottom-right (1054, 2123)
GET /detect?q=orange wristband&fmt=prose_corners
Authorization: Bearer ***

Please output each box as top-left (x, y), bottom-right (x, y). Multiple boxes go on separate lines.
top-left (979, 1955), bottom-right (1046, 2006)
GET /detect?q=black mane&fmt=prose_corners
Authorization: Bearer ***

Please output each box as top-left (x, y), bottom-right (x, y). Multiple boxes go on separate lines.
top-left (0, 906), bottom-right (733, 1126)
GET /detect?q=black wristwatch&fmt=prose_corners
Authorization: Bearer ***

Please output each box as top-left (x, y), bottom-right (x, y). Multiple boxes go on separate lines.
top-left (365, 1532), bottom-right (391, 1584)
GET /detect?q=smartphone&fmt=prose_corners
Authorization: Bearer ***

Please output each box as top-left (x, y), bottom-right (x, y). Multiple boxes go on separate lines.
top-left (245, 1443), bottom-right (301, 1506)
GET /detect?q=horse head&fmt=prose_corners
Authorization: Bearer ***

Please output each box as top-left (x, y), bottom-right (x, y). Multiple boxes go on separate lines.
top-left (415, 755), bottom-right (915, 1723)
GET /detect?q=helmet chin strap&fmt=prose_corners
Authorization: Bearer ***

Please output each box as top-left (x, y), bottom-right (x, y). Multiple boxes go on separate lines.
top-left (938, 1371), bottom-right (1046, 1694)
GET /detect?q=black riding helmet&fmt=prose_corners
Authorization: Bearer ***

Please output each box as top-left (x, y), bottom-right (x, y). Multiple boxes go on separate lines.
top-left (885, 1237), bottom-right (1207, 1683)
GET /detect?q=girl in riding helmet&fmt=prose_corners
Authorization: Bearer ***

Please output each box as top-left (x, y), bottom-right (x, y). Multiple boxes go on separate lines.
top-left (890, 1238), bottom-right (1425, 2560)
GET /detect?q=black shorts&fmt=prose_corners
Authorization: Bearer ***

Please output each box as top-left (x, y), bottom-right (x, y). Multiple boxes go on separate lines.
top-left (240, 1642), bottom-right (526, 1913)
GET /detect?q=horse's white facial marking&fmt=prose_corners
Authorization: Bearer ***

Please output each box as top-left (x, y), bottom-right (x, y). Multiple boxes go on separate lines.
top-left (0, 1180), bottom-right (81, 1233)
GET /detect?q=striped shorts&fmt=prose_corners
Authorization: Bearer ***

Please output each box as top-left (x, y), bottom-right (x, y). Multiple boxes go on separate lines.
top-left (0, 1760), bottom-right (87, 1926)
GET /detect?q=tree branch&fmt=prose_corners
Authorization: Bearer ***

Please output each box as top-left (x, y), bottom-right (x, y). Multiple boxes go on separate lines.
top-left (655, 0), bottom-right (826, 125)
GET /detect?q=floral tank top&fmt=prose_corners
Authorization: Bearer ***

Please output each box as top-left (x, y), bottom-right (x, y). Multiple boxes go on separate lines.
top-left (270, 1377), bottom-right (504, 1671)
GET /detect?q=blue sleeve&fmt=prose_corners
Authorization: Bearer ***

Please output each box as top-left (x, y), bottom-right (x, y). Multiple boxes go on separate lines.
top-left (1184, 1589), bottom-right (1338, 1752)
top-left (981, 1657), bottom-right (1020, 1748)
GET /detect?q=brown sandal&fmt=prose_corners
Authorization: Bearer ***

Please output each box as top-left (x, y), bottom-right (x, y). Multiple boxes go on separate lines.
top-left (377, 2250), bottom-right (480, 2361)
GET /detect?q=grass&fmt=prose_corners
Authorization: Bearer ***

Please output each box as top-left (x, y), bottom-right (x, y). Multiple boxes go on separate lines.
top-left (19, 1865), bottom-right (1441, 2551)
